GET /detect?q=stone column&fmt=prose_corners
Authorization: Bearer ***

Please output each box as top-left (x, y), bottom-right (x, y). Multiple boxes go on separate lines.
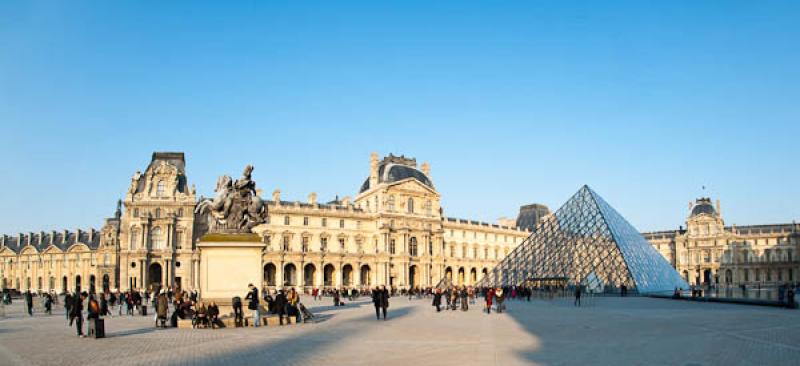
top-left (277, 260), bottom-right (284, 288)
top-left (164, 259), bottom-right (170, 289)
top-left (317, 261), bottom-right (324, 288)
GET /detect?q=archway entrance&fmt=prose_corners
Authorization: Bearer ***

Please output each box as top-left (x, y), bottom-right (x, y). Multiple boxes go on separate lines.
top-left (703, 269), bottom-right (711, 284)
top-left (148, 263), bottom-right (163, 290)
top-left (360, 265), bottom-right (371, 287)
top-left (102, 274), bottom-right (110, 293)
top-left (75, 275), bottom-right (82, 292)
top-left (324, 264), bottom-right (336, 287)
top-left (62, 276), bottom-right (68, 293)
top-left (304, 264), bottom-right (316, 287)
top-left (445, 267), bottom-right (453, 281)
top-left (284, 263), bottom-right (297, 286)
top-left (342, 264), bottom-right (353, 286)
top-left (470, 268), bottom-right (477, 284)
top-left (458, 267), bottom-right (465, 285)
top-left (264, 263), bottom-right (276, 286)
top-left (409, 265), bottom-right (418, 288)
top-left (89, 275), bottom-right (96, 294)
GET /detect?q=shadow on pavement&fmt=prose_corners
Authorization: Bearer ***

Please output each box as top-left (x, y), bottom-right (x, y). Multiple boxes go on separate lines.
top-left (190, 303), bottom-right (417, 365)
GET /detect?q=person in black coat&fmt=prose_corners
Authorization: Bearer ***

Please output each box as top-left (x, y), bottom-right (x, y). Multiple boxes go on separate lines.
top-left (70, 292), bottom-right (87, 337)
top-left (274, 289), bottom-right (288, 325)
top-left (244, 284), bottom-right (260, 327)
top-left (433, 289), bottom-right (442, 312)
top-left (25, 291), bottom-right (33, 316)
top-left (372, 286), bottom-right (389, 320)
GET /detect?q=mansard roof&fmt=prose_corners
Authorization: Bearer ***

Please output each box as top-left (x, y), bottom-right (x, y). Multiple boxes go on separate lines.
top-left (359, 154), bottom-right (434, 193)
top-left (133, 151), bottom-right (189, 194)
top-left (0, 229), bottom-right (101, 254)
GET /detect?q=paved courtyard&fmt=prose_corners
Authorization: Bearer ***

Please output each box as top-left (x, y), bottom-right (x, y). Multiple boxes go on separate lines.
top-left (1, 295), bottom-right (799, 366)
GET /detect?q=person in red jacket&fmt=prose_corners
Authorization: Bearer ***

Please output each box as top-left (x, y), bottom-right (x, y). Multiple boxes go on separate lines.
top-left (485, 288), bottom-right (494, 314)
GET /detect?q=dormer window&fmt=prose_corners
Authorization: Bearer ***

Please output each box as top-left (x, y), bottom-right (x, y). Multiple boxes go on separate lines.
top-left (407, 198), bottom-right (414, 214)
top-left (156, 181), bottom-right (166, 197)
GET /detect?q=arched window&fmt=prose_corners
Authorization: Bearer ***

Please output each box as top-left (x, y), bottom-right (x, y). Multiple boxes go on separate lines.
top-left (156, 181), bottom-right (166, 197)
top-left (407, 198), bottom-right (414, 214)
top-left (150, 227), bottom-right (162, 250)
top-left (129, 229), bottom-right (139, 250)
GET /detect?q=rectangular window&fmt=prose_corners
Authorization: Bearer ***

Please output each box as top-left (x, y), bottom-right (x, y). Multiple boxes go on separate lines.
top-left (303, 217), bottom-right (309, 226)
top-left (321, 237), bottom-right (328, 251)
top-left (302, 237), bottom-right (309, 253)
top-left (322, 218), bottom-right (327, 227)
top-left (390, 239), bottom-right (396, 255)
top-left (284, 216), bottom-right (290, 225)
top-left (339, 238), bottom-right (346, 251)
top-left (282, 236), bottom-right (290, 251)
top-left (339, 219), bottom-right (345, 229)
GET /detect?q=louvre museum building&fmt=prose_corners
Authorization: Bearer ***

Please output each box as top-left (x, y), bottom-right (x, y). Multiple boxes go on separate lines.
top-left (0, 152), bottom-right (531, 294)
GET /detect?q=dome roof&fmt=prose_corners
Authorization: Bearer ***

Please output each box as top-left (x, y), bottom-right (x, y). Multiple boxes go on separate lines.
top-left (690, 199), bottom-right (716, 217)
top-left (359, 163), bottom-right (434, 193)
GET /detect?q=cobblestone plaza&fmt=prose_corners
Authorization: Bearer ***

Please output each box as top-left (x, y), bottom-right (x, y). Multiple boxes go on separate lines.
top-left (1, 296), bottom-right (799, 365)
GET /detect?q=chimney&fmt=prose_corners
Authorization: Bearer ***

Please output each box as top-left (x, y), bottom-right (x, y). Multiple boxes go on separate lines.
top-left (272, 189), bottom-right (281, 203)
top-left (716, 199), bottom-right (721, 217)
top-left (76, 228), bottom-right (82, 243)
top-left (27, 232), bottom-right (33, 246)
top-left (89, 228), bottom-right (95, 242)
top-left (421, 162), bottom-right (430, 176)
top-left (1, 234), bottom-right (6, 247)
top-left (369, 152), bottom-right (379, 188)
top-left (308, 192), bottom-right (317, 205)
top-left (40, 231), bottom-right (46, 246)
top-left (63, 229), bottom-right (69, 243)
top-left (51, 231), bottom-right (57, 245)
top-left (18, 233), bottom-right (24, 246)
top-left (342, 196), bottom-right (351, 206)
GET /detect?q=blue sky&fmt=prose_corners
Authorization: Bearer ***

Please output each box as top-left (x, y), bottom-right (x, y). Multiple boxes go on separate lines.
top-left (1, 1), bottom-right (798, 234)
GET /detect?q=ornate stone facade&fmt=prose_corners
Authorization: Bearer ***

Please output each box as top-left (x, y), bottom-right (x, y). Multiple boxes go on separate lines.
top-left (0, 152), bottom-right (529, 293)
top-left (644, 198), bottom-right (800, 287)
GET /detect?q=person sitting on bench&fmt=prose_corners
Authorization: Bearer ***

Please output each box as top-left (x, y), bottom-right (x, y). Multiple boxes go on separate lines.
top-left (193, 302), bottom-right (208, 329)
top-left (207, 302), bottom-right (220, 329)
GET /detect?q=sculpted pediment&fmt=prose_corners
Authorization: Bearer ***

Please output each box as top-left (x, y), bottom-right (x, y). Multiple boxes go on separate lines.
top-left (388, 179), bottom-right (438, 196)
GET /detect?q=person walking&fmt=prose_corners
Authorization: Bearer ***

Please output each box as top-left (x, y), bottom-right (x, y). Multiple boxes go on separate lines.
top-left (64, 292), bottom-right (73, 322)
top-left (485, 287), bottom-right (494, 314)
top-left (245, 284), bottom-right (260, 327)
top-left (44, 292), bottom-right (53, 315)
top-left (372, 286), bottom-right (389, 320)
top-left (574, 285), bottom-right (582, 307)
top-left (70, 292), bottom-right (86, 338)
top-left (156, 290), bottom-right (169, 327)
top-left (274, 289), bottom-right (288, 325)
top-left (460, 286), bottom-right (469, 311)
top-left (433, 289), bottom-right (442, 312)
top-left (25, 290), bottom-right (33, 316)
top-left (495, 287), bottom-right (505, 313)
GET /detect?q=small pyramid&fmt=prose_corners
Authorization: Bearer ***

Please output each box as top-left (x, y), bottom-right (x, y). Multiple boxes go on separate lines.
top-left (480, 185), bottom-right (688, 294)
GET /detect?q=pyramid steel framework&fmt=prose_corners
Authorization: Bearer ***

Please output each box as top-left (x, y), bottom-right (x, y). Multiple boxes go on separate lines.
top-left (479, 185), bottom-right (688, 294)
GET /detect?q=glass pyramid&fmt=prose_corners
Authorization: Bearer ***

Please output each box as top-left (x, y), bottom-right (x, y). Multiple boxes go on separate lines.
top-left (480, 185), bottom-right (688, 294)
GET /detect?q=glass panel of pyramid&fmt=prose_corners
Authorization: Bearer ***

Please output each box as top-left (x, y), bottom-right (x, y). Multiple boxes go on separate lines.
top-left (480, 185), bottom-right (688, 294)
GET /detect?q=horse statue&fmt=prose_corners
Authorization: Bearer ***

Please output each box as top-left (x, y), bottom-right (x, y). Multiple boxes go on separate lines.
top-left (195, 175), bottom-right (234, 224)
top-left (195, 165), bottom-right (269, 233)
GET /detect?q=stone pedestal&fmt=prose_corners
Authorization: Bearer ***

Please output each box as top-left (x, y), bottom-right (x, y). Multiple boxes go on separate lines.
top-left (198, 233), bottom-right (264, 314)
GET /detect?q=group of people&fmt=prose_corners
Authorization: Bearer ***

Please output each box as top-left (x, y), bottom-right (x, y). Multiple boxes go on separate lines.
top-left (432, 286), bottom-right (474, 312)
top-left (235, 284), bottom-right (303, 327)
